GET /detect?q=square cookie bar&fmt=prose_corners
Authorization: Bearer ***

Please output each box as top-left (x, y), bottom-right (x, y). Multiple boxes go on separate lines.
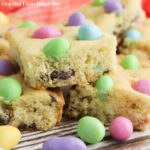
top-left (0, 74), bottom-right (64, 131)
top-left (64, 57), bottom-right (150, 130)
top-left (118, 19), bottom-right (150, 59)
top-left (7, 25), bottom-right (117, 89)
top-left (78, 0), bottom-right (145, 41)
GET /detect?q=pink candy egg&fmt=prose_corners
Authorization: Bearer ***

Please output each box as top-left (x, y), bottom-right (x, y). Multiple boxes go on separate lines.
top-left (132, 80), bottom-right (150, 96)
top-left (32, 26), bottom-right (62, 39)
top-left (138, 21), bottom-right (143, 27)
top-left (8, 26), bottom-right (16, 31)
top-left (109, 117), bottom-right (133, 141)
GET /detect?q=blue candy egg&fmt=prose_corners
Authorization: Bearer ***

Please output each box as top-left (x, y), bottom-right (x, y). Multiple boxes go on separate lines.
top-left (125, 29), bottom-right (142, 41)
top-left (78, 23), bottom-right (103, 40)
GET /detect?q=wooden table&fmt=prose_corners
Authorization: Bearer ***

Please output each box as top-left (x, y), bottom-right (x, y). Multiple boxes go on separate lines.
top-left (14, 119), bottom-right (150, 150)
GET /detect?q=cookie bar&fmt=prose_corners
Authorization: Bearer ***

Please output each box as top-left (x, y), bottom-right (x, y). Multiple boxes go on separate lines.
top-left (65, 57), bottom-right (150, 130)
top-left (7, 25), bottom-right (117, 89)
top-left (0, 74), bottom-right (64, 130)
top-left (119, 19), bottom-right (150, 59)
top-left (0, 55), bottom-right (64, 130)
top-left (78, 0), bottom-right (145, 42)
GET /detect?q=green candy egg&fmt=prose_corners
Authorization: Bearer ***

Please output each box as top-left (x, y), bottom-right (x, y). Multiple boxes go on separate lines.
top-left (121, 54), bottom-right (140, 70)
top-left (0, 78), bottom-right (22, 102)
top-left (43, 37), bottom-right (70, 57)
top-left (94, 75), bottom-right (114, 92)
top-left (94, 0), bottom-right (106, 6)
top-left (20, 21), bottom-right (37, 28)
top-left (77, 116), bottom-right (105, 144)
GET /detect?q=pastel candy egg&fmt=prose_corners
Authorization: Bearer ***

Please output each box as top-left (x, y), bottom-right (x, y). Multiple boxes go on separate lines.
top-left (0, 148), bottom-right (5, 150)
top-left (43, 37), bottom-right (70, 57)
top-left (132, 80), bottom-right (150, 96)
top-left (94, 75), bottom-right (114, 92)
top-left (8, 26), bottom-right (16, 31)
top-left (68, 12), bottom-right (86, 26)
top-left (32, 26), bottom-right (62, 39)
top-left (0, 78), bottom-right (22, 102)
top-left (0, 60), bottom-right (15, 76)
top-left (0, 12), bottom-right (9, 25)
top-left (77, 116), bottom-right (105, 144)
top-left (94, 0), bottom-right (106, 6)
top-left (109, 117), bottom-right (133, 141)
top-left (103, 0), bottom-right (123, 13)
top-left (43, 136), bottom-right (87, 150)
top-left (0, 125), bottom-right (21, 150)
top-left (125, 29), bottom-right (142, 41)
top-left (20, 21), bottom-right (37, 28)
top-left (78, 23), bottom-right (102, 40)
top-left (120, 54), bottom-right (140, 70)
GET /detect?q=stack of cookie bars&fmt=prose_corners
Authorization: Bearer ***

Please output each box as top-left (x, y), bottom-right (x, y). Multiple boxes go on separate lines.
top-left (0, 0), bottom-right (150, 131)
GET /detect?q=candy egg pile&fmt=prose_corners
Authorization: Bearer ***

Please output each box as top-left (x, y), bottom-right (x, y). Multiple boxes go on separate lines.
top-left (42, 116), bottom-right (133, 149)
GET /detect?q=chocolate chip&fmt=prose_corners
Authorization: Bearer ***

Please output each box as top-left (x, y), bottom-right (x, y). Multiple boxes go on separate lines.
top-left (117, 24), bottom-right (121, 28)
top-left (113, 31), bottom-right (117, 36)
top-left (18, 123), bottom-right (27, 130)
top-left (50, 69), bottom-right (75, 80)
top-left (61, 86), bottom-right (72, 99)
top-left (50, 96), bottom-right (57, 103)
top-left (103, 70), bottom-right (110, 74)
top-left (115, 12), bottom-right (121, 17)
top-left (29, 122), bottom-right (37, 129)
top-left (116, 29), bottom-right (129, 53)
top-left (116, 49), bottom-right (121, 54)
top-left (130, 14), bottom-right (140, 23)
top-left (40, 73), bottom-right (49, 82)
top-left (0, 113), bottom-right (12, 125)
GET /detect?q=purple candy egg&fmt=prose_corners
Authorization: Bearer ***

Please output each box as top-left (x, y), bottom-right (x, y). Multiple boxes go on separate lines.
top-left (32, 26), bottom-right (62, 39)
top-left (68, 12), bottom-right (86, 26)
top-left (104, 0), bottom-right (123, 13)
top-left (0, 60), bottom-right (15, 76)
top-left (8, 26), bottom-right (16, 31)
top-left (43, 136), bottom-right (87, 150)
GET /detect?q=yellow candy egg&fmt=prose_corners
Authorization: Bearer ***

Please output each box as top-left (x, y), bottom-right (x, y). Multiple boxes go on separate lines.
top-left (0, 125), bottom-right (21, 150)
top-left (0, 12), bottom-right (9, 25)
